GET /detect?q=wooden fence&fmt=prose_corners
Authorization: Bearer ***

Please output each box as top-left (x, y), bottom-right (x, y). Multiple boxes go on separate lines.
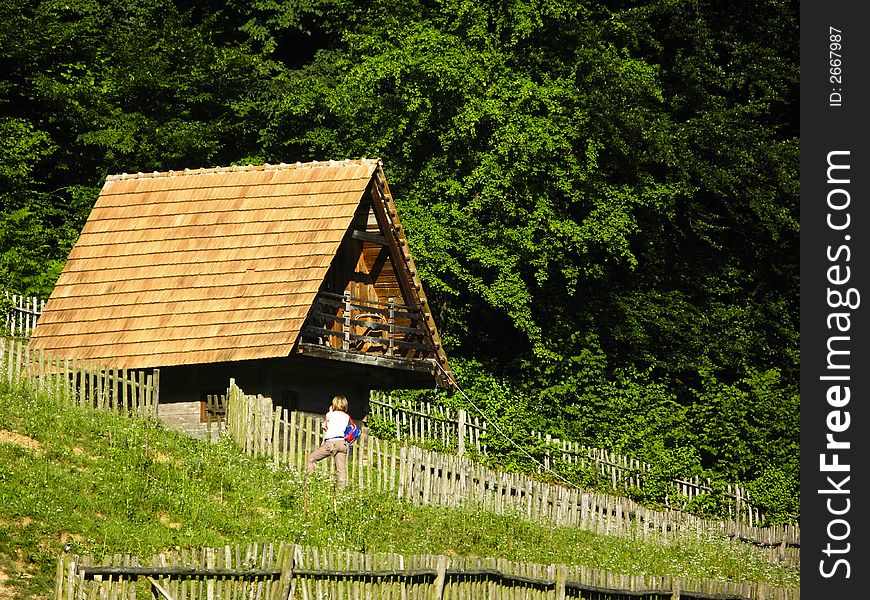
top-left (2, 291), bottom-right (43, 338)
top-left (533, 435), bottom-right (763, 527)
top-left (370, 394), bottom-right (764, 526)
top-left (216, 384), bottom-right (799, 566)
top-left (54, 542), bottom-right (800, 600)
top-left (369, 394), bottom-right (487, 455)
top-left (1, 336), bottom-right (158, 418)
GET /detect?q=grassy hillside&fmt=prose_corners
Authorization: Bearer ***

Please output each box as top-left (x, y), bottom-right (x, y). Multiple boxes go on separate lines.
top-left (0, 380), bottom-right (799, 600)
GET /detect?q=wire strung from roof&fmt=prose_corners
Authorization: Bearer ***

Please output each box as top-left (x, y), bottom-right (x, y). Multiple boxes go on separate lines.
top-left (434, 361), bottom-right (579, 490)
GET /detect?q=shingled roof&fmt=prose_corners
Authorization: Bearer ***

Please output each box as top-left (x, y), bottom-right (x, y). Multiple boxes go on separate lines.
top-left (29, 159), bottom-right (449, 378)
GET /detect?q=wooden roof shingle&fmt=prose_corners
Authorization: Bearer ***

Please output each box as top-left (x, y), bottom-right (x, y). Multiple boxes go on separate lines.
top-left (29, 159), bottom-right (382, 368)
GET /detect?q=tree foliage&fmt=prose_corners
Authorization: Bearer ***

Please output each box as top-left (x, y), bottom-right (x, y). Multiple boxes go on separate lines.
top-left (0, 0), bottom-right (798, 520)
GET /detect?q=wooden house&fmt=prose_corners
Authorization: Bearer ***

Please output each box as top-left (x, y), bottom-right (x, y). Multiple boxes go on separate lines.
top-left (28, 158), bottom-right (452, 427)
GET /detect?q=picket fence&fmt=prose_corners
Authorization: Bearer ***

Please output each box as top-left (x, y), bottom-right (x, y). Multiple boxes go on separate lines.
top-left (370, 395), bottom-right (764, 527)
top-left (213, 384), bottom-right (799, 567)
top-left (54, 542), bottom-right (799, 600)
top-left (0, 336), bottom-right (158, 417)
top-left (369, 394), bottom-right (488, 455)
top-left (2, 291), bottom-right (43, 338)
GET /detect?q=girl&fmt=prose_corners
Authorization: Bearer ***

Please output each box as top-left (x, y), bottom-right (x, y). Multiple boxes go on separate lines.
top-left (305, 395), bottom-right (350, 488)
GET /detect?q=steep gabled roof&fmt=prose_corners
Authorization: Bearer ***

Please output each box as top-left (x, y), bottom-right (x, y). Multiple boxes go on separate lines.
top-left (29, 159), bottom-right (449, 379)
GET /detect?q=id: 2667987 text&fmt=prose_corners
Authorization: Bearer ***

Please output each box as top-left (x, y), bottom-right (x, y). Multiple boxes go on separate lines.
top-left (829, 27), bottom-right (843, 107)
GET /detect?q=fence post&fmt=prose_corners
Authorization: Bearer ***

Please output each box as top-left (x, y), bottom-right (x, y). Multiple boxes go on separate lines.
top-left (226, 379), bottom-right (236, 441)
top-left (272, 406), bottom-right (281, 465)
top-left (394, 396), bottom-right (402, 443)
top-left (342, 291), bottom-right (351, 351)
top-left (11, 293), bottom-right (18, 336)
top-left (457, 409), bottom-right (466, 457)
top-left (594, 451), bottom-right (600, 487)
top-left (387, 297), bottom-right (395, 357)
top-left (151, 369), bottom-right (160, 418)
top-left (272, 543), bottom-right (294, 600)
top-left (544, 434), bottom-right (552, 471)
top-left (53, 555), bottom-right (66, 600)
top-left (554, 565), bottom-right (567, 600)
top-left (66, 554), bottom-right (78, 600)
top-left (430, 555), bottom-right (448, 600)
top-left (481, 420), bottom-right (487, 455)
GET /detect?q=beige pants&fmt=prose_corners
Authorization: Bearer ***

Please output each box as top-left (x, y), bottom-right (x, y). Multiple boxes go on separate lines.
top-left (306, 439), bottom-right (348, 488)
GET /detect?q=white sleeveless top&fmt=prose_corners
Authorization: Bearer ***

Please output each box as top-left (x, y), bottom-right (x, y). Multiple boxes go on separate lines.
top-left (324, 409), bottom-right (350, 440)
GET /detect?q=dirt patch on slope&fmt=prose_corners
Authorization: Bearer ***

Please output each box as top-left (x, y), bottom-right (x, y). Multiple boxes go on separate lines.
top-left (0, 430), bottom-right (40, 451)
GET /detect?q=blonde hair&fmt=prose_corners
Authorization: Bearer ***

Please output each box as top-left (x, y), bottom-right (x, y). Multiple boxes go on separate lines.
top-left (331, 395), bottom-right (349, 412)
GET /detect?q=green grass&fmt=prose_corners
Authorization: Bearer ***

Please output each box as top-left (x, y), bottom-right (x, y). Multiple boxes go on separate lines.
top-left (0, 381), bottom-right (799, 599)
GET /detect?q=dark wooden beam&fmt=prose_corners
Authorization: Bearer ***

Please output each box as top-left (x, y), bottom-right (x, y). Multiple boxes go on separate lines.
top-left (351, 230), bottom-right (388, 245)
top-left (297, 343), bottom-right (436, 374)
top-left (82, 566), bottom-right (280, 579)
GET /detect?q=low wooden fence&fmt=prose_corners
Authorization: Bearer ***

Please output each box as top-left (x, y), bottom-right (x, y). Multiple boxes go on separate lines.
top-left (54, 542), bottom-right (800, 600)
top-left (393, 446), bottom-right (798, 565)
top-left (370, 394), bottom-right (487, 455)
top-left (1, 336), bottom-right (158, 418)
top-left (216, 384), bottom-right (799, 566)
top-left (2, 291), bottom-right (43, 338)
top-left (370, 395), bottom-right (764, 526)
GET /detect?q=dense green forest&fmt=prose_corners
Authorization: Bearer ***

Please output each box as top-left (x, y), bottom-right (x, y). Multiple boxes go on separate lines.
top-left (0, 1), bottom-right (799, 521)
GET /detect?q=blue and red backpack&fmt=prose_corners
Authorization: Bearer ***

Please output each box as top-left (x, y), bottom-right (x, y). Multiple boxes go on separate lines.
top-left (344, 417), bottom-right (361, 444)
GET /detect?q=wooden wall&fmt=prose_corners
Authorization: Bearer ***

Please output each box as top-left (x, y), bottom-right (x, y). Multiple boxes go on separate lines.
top-left (321, 192), bottom-right (408, 308)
